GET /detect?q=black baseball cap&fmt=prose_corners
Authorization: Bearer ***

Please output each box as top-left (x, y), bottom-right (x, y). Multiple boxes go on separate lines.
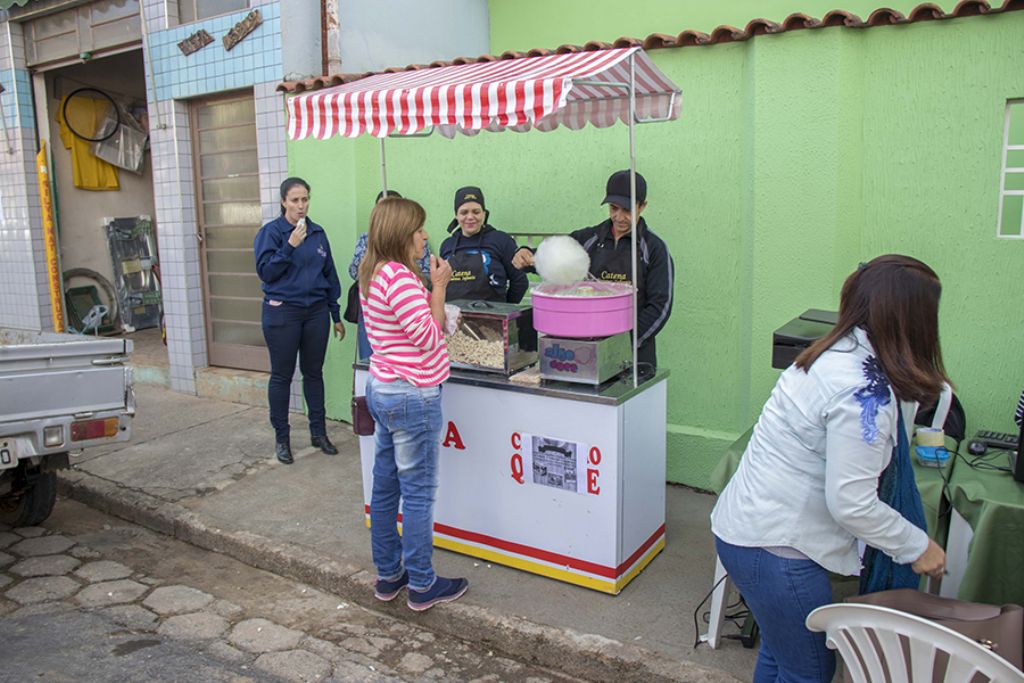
top-left (601, 170), bottom-right (647, 208)
top-left (454, 186), bottom-right (486, 213)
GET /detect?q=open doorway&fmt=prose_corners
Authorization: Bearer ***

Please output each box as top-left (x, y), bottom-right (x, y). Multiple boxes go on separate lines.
top-left (41, 50), bottom-right (168, 371)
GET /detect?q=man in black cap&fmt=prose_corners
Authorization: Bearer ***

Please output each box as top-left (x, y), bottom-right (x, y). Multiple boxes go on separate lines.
top-left (512, 170), bottom-right (674, 370)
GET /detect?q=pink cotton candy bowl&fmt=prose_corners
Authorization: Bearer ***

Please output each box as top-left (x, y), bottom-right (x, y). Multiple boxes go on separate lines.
top-left (531, 282), bottom-right (634, 338)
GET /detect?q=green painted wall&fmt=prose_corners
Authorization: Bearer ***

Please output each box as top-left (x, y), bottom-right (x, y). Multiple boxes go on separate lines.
top-left (286, 137), bottom-right (360, 421)
top-left (289, 10), bottom-right (1024, 490)
top-left (487, 0), bottom-right (970, 53)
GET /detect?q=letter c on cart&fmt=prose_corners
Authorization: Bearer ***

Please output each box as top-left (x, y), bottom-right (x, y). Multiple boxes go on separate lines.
top-left (442, 421), bottom-right (465, 450)
top-left (510, 432), bottom-right (524, 484)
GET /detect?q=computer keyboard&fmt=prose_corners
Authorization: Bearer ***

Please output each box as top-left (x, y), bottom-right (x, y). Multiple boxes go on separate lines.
top-left (974, 430), bottom-right (1020, 450)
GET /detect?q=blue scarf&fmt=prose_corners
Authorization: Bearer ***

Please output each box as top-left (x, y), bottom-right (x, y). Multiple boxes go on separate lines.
top-left (859, 403), bottom-right (928, 594)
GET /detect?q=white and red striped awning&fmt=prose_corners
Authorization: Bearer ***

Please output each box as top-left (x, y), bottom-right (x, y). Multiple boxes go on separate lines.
top-left (286, 47), bottom-right (681, 140)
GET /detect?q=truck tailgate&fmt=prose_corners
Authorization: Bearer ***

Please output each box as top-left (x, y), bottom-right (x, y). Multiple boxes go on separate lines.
top-left (1, 367), bottom-right (130, 422)
top-left (0, 339), bottom-right (131, 422)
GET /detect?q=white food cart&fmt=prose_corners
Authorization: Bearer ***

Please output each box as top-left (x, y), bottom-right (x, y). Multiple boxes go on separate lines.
top-left (286, 46), bottom-right (682, 593)
top-left (354, 365), bottom-right (667, 593)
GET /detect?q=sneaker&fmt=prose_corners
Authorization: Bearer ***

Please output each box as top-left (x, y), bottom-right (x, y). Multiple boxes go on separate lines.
top-left (407, 576), bottom-right (469, 612)
top-left (374, 570), bottom-right (408, 601)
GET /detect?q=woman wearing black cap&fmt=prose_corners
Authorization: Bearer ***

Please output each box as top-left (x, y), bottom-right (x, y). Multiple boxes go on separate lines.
top-left (438, 186), bottom-right (528, 303)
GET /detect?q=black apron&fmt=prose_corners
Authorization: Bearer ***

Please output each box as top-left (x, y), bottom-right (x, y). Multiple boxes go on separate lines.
top-left (445, 248), bottom-right (504, 302)
top-left (588, 235), bottom-right (634, 286)
top-left (586, 232), bottom-right (657, 371)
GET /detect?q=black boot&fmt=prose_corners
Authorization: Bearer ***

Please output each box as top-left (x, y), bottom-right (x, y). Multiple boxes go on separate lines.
top-left (275, 442), bottom-right (294, 465)
top-left (311, 435), bottom-right (338, 455)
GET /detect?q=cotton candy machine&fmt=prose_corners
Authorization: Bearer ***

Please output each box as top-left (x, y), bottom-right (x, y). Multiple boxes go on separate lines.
top-left (531, 281), bottom-right (633, 338)
top-left (531, 281), bottom-right (634, 385)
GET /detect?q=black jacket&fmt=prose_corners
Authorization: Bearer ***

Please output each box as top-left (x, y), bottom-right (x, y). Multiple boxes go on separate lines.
top-left (439, 225), bottom-right (528, 303)
top-left (567, 218), bottom-right (674, 353)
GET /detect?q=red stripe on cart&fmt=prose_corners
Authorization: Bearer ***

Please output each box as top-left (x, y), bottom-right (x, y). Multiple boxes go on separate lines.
top-left (364, 504), bottom-right (664, 580)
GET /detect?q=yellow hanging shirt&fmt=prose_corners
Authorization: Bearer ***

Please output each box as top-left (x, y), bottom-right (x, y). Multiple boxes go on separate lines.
top-left (57, 94), bottom-right (119, 191)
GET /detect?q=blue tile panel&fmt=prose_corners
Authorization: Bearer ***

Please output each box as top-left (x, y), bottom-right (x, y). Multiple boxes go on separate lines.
top-left (0, 68), bottom-right (36, 130)
top-left (149, 1), bottom-right (282, 102)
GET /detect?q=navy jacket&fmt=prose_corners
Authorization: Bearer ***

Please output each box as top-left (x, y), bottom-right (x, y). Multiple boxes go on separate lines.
top-left (253, 215), bottom-right (342, 322)
top-left (439, 225), bottom-right (528, 303)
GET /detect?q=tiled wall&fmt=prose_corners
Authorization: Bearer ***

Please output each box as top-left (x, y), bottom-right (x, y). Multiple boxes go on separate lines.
top-left (139, 0), bottom-right (294, 397)
top-left (0, 68), bottom-right (34, 130)
top-left (148, 3), bottom-right (282, 102)
top-left (1, 0), bottom-right (302, 408)
top-left (148, 98), bottom-right (205, 393)
top-left (254, 80), bottom-right (288, 223)
top-left (0, 20), bottom-right (48, 331)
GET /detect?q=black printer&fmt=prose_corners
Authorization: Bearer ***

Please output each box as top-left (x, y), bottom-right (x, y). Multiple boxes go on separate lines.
top-left (771, 309), bottom-right (838, 369)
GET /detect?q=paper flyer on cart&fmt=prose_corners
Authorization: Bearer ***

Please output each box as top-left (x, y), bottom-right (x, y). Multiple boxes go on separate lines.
top-left (521, 434), bottom-right (587, 494)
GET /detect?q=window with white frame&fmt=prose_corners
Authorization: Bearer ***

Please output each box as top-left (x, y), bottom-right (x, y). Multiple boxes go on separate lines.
top-left (998, 100), bottom-right (1024, 238)
top-left (177, 0), bottom-right (248, 25)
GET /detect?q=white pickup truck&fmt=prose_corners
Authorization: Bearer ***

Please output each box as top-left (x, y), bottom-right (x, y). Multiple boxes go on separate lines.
top-left (0, 329), bottom-right (134, 526)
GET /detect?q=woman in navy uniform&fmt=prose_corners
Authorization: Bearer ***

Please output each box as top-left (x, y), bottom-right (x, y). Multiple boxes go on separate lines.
top-left (439, 187), bottom-right (528, 303)
top-left (254, 177), bottom-right (344, 464)
top-left (513, 171), bottom-right (674, 371)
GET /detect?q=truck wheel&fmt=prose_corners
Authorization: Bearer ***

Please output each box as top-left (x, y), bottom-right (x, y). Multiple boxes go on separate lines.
top-left (0, 471), bottom-right (57, 527)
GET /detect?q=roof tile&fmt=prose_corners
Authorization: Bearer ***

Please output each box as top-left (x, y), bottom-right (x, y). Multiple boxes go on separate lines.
top-left (708, 25), bottom-right (748, 43)
top-left (612, 36), bottom-right (643, 48)
top-left (907, 3), bottom-right (947, 19)
top-left (744, 18), bottom-right (783, 35)
top-left (866, 8), bottom-right (909, 24)
top-left (278, 0), bottom-right (1024, 93)
top-left (781, 12), bottom-right (821, 30)
top-left (952, 0), bottom-right (992, 15)
top-left (675, 29), bottom-right (711, 46)
top-left (643, 33), bottom-right (677, 49)
top-left (820, 10), bottom-right (865, 26)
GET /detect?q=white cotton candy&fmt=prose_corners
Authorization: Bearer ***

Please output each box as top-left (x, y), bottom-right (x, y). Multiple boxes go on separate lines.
top-left (534, 235), bottom-right (590, 284)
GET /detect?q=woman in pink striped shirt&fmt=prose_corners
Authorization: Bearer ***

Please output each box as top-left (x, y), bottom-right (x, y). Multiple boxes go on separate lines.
top-left (357, 197), bottom-right (469, 611)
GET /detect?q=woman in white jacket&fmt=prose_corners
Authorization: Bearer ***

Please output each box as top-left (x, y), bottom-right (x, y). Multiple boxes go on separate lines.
top-left (711, 254), bottom-right (948, 683)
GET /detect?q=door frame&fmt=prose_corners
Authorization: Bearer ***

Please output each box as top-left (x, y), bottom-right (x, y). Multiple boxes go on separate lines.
top-left (190, 89), bottom-right (268, 372)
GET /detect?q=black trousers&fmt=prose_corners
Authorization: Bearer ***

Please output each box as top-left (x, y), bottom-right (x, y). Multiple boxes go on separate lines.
top-left (261, 301), bottom-right (330, 443)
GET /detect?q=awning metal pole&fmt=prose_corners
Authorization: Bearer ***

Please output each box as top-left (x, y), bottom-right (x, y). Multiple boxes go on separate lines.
top-left (628, 53), bottom-right (639, 389)
top-left (379, 137), bottom-right (388, 195)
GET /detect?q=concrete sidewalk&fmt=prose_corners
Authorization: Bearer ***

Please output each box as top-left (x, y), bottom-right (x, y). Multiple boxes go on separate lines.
top-left (58, 383), bottom-right (756, 682)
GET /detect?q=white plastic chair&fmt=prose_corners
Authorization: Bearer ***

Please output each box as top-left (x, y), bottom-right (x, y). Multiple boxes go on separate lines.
top-left (806, 604), bottom-right (1024, 683)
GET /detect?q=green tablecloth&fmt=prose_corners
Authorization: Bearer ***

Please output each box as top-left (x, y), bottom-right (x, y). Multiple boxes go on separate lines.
top-left (948, 461), bottom-right (1024, 606)
top-left (710, 427), bottom-right (951, 547)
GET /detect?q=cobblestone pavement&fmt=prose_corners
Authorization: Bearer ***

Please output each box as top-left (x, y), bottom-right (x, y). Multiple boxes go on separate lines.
top-left (0, 503), bottom-right (583, 683)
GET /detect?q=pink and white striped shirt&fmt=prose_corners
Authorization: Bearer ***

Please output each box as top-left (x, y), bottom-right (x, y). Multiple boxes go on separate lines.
top-left (361, 261), bottom-right (449, 387)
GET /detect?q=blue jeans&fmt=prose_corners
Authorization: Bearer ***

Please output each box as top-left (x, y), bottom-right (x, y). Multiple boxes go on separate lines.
top-left (365, 375), bottom-right (443, 591)
top-left (261, 301), bottom-right (330, 442)
top-left (715, 537), bottom-right (836, 683)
